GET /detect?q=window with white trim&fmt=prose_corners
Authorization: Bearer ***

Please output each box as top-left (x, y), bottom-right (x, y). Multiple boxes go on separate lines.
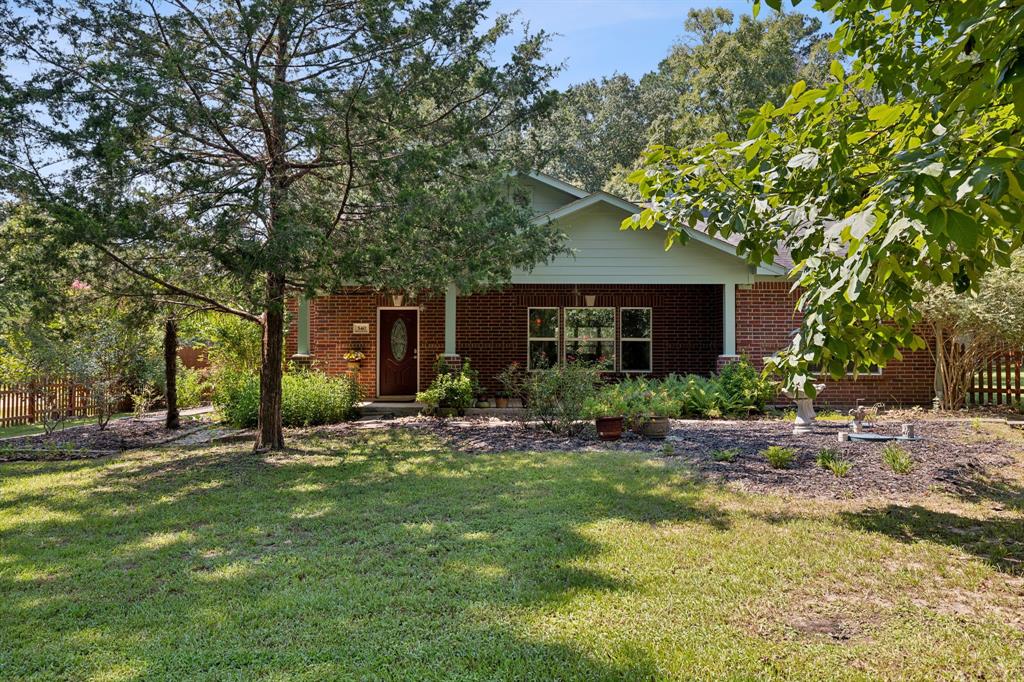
top-left (564, 307), bottom-right (615, 371)
top-left (527, 307), bottom-right (559, 370)
top-left (621, 307), bottom-right (652, 372)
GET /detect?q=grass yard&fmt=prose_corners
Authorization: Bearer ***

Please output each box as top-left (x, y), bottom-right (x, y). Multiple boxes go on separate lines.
top-left (2, 430), bottom-right (1022, 680)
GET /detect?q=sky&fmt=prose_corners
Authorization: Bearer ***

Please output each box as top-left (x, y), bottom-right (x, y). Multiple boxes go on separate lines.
top-left (488, 0), bottom-right (836, 89)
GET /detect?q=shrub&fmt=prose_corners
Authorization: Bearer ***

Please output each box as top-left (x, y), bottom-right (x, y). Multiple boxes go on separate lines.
top-left (416, 358), bottom-right (476, 413)
top-left (761, 445), bottom-right (796, 468)
top-left (281, 370), bottom-right (361, 426)
top-left (816, 448), bottom-right (852, 477)
top-left (213, 369), bottom-right (260, 427)
top-left (214, 369), bottom-right (360, 428)
top-left (522, 361), bottom-right (602, 435)
top-left (177, 365), bottom-right (210, 409)
top-left (882, 444), bottom-right (913, 474)
top-left (585, 377), bottom-right (681, 425)
top-left (717, 358), bottom-right (778, 412)
top-left (712, 447), bottom-right (739, 462)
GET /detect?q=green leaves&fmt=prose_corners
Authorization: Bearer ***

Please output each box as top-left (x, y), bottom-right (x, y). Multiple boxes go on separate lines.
top-left (624, 0), bottom-right (1024, 392)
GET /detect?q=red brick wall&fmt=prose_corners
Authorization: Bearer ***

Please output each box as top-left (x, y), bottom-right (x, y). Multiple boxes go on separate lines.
top-left (456, 284), bottom-right (723, 394)
top-left (735, 281), bottom-right (936, 407)
top-left (286, 290), bottom-right (445, 398)
top-left (288, 284), bottom-right (723, 398)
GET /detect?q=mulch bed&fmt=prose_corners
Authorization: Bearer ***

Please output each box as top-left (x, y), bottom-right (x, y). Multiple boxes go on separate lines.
top-left (321, 415), bottom-right (1021, 500)
top-left (0, 418), bottom-right (210, 462)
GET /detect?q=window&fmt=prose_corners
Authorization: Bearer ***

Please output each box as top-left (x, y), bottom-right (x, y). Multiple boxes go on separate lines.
top-left (527, 307), bottom-right (559, 370)
top-left (621, 307), bottom-right (652, 372)
top-left (847, 364), bottom-right (883, 377)
top-left (564, 307), bottom-right (615, 371)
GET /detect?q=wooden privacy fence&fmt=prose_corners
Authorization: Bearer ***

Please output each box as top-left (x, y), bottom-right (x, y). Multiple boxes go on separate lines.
top-left (970, 349), bottom-right (1024, 406)
top-left (0, 380), bottom-right (99, 427)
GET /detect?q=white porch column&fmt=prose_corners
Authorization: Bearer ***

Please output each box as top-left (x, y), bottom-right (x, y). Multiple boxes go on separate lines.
top-left (444, 282), bottom-right (457, 356)
top-left (722, 282), bottom-right (736, 356)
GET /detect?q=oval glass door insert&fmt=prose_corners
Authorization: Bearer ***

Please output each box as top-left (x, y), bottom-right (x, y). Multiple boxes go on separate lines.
top-left (390, 318), bottom-right (408, 361)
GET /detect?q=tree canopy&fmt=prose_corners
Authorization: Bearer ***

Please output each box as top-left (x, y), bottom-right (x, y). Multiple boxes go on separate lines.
top-left (1, 0), bottom-right (565, 448)
top-left (535, 7), bottom-right (829, 196)
top-left (626, 0), bottom-right (1024, 395)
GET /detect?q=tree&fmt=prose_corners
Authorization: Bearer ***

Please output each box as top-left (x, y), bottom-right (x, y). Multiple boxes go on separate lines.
top-left (530, 7), bottom-right (829, 197)
top-left (625, 0), bottom-right (1024, 396)
top-left (919, 252), bottom-right (1024, 410)
top-left (2, 0), bottom-right (564, 449)
top-left (535, 74), bottom-right (666, 193)
top-left (604, 7), bottom-right (830, 197)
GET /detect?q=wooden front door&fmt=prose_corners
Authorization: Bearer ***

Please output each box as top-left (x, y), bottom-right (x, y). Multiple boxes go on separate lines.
top-left (378, 309), bottom-right (418, 398)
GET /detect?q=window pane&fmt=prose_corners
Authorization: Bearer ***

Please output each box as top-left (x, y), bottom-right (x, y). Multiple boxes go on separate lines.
top-left (565, 340), bottom-right (614, 371)
top-left (565, 308), bottom-right (614, 340)
top-left (622, 341), bottom-right (651, 372)
top-left (528, 308), bottom-right (558, 338)
top-left (622, 308), bottom-right (651, 339)
top-left (528, 340), bottom-right (557, 370)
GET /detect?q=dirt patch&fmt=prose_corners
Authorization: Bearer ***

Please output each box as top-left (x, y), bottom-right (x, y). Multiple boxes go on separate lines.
top-left (0, 417), bottom-right (211, 462)
top-left (303, 415), bottom-right (1022, 501)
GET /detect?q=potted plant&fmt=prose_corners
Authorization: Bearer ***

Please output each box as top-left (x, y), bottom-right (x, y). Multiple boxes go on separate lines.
top-left (494, 391), bottom-right (510, 409)
top-left (584, 392), bottom-right (627, 441)
top-left (343, 350), bottom-right (365, 371)
top-left (638, 391), bottom-right (680, 440)
top-left (416, 359), bottom-right (475, 417)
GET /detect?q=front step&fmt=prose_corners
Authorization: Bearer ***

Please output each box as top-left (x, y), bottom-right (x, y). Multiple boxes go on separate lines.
top-left (357, 401), bottom-right (424, 418)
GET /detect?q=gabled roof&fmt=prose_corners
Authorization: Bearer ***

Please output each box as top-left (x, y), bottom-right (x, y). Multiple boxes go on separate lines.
top-left (524, 173), bottom-right (788, 276)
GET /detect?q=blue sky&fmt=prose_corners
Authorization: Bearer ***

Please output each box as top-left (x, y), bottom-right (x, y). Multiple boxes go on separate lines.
top-left (488, 0), bottom-right (835, 89)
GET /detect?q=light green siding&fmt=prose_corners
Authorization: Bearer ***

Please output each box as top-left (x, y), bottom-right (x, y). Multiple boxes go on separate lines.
top-left (518, 175), bottom-right (582, 216)
top-left (514, 202), bottom-right (756, 285)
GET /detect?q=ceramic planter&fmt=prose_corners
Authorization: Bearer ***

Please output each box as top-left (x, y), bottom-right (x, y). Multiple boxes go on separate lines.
top-left (595, 416), bottom-right (624, 441)
top-left (495, 397), bottom-right (509, 409)
top-left (640, 416), bottom-right (670, 439)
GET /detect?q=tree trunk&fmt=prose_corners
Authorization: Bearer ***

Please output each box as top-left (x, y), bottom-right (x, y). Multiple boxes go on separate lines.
top-left (165, 317), bottom-right (180, 429)
top-left (255, 272), bottom-right (286, 451)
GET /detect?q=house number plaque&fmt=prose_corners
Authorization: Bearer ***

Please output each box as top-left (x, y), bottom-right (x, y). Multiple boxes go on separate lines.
top-left (352, 323), bottom-right (370, 334)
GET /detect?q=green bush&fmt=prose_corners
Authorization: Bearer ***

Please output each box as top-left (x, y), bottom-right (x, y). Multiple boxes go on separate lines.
top-left (177, 365), bottom-right (210, 409)
top-left (712, 447), bottom-right (739, 462)
top-left (882, 444), bottom-right (913, 474)
top-left (213, 370), bottom-right (261, 427)
top-left (522, 361), bottom-right (602, 435)
top-left (416, 358), bottom-right (476, 413)
top-left (214, 369), bottom-right (360, 428)
top-left (761, 445), bottom-right (796, 469)
top-left (281, 370), bottom-right (361, 426)
top-left (585, 377), bottom-right (680, 425)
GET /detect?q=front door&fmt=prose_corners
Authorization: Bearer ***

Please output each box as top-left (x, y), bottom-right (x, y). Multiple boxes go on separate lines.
top-left (378, 309), bottom-right (418, 398)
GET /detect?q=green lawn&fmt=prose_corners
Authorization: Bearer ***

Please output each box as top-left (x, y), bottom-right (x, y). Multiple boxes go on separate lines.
top-left (2, 430), bottom-right (1022, 680)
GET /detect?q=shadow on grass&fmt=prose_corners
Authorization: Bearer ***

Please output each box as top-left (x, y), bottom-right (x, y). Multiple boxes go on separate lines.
top-left (839, 504), bottom-right (1024, 576)
top-left (0, 429), bottom-right (728, 679)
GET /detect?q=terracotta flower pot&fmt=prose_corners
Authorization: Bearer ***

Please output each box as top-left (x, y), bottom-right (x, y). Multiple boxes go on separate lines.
top-left (640, 416), bottom-right (671, 440)
top-left (495, 397), bottom-right (509, 409)
top-left (595, 416), bottom-right (624, 441)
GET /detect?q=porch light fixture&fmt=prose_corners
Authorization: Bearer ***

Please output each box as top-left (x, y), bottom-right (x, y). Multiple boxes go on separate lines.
top-left (392, 294), bottom-right (405, 307)
top-left (584, 295), bottom-right (596, 307)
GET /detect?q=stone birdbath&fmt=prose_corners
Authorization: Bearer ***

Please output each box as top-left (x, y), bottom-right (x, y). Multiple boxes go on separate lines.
top-left (783, 383), bottom-right (827, 435)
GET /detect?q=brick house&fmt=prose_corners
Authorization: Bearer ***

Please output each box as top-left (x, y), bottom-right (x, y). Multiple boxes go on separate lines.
top-left (286, 173), bottom-right (936, 407)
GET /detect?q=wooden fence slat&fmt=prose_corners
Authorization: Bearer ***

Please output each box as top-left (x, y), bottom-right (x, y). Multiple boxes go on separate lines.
top-left (0, 378), bottom-right (104, 427)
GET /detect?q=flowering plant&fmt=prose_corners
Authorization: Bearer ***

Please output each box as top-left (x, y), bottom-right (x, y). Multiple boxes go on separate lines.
top-left (343, 350), bottom-right (365, 361)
